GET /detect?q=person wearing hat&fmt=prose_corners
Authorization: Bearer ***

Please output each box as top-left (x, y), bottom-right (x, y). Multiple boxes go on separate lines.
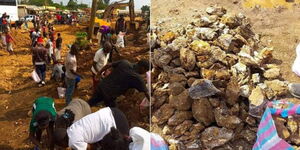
top-left (32, 37), bottom-right (48, 87)
top-left (29, 97), bottom-right (57, 150)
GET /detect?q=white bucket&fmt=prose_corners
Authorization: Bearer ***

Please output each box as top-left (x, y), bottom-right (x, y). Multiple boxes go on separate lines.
top-left (57, 87), bottom-right (66, 99)
top-left (31, 70), bottom-right (41, 83)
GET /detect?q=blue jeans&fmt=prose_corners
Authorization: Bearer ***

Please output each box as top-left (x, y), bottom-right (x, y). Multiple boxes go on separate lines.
top-left (65, 77), bottom-right (76, 105)
top-left (35, 64), bottom-right (46, 82)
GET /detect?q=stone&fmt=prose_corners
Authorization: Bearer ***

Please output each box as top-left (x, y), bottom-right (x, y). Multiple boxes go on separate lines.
top-left (190, 40), bottom-right (211, 55)
top-left (201, 68), bottom-right (215, 80)
top-left (171, 58), bottom-right (181, 67)
top-left (174, 120), bottom-right (193, 135)
top-left (265, 80), bottom-right (288, 97)
top-left (287, 118), bottom-right (298, 134)
top-left (221, 13), bottom-right (240, 28)
top-left (169, 82), bottom-right (185, 96)
top-left (180, 48), bottom-right (196, 71)
top-left (169, 73), bottom-right (187, 84)
top-left (252, 73), bottom-right (260, 84)
top-left (152, 104), bottom-right (175, 125)
top-left (163, 125), bottom-right (172, 135)
top-left (239, 129), bottom-right (256, 143)
top-left (185, 140), bottom-right (202, 150)
top-left (184, 71), bottom-right (199, 78)
top-left (169, 36), bottom-right (188, 51)
top-left (192, 98), bottom-right (215, 126)
top-left (189, 79), bottom-right (220, 99)
top-left (195, 27), bottom-right (217, 40)
top-left (189, 123), bottom-right (205, 138)
top-left (245, 116), bottom-right (256, 126)
top-left (172, 67), bottom-right (186, 74)
top-left (161, 31), bottom-right (176, 43)
top-left (263, 68), bottom-right (281, 79)
top-left (192, 16), bottom-right (213, 27)
top-left (209, 97), bottom-right (220, 107)
top-left (240, 85), bottom-right (250, 97)
top-left (225, 79), bottom-right (240, 105)
top-left (217, 34), bottom-right (233, 51)
top-left (215, 69), bottom-right (231, 80)
top-left (169, 90), bottom-right (192, 110)
top-left (274, 117), bottom-right (290, 139)
top-left (187, 78), bottom-right (196, 87)
top-left (153, 88), bottom-right (169, 108)
top-left (158, 72), bottom-right (169, 83)
top-left (211, 46), bottom-right (227, 64)
top-left (214, 107), bottom-right (242, 129)
top-left (154, 50), bottom-right (173, 68)
top-left (256, 47), bottom-right (273, 63)
top-left (168, 111), bottom-right (193, 126)
top-left (197, 61), bottom-right (214, 69)
top-left (201, 127), bottom-right (234, 149)
top-left (249, 86), bottom-right (265, 106)
top-left (206, 6), bottom-right (226, 17)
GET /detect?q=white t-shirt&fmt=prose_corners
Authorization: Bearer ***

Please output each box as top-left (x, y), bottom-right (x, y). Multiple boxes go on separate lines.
top-left (91, 48), bottom-right (110, 75)
top-left (65, 53), bottom-right (77, 79)
top-left (47, 39), bottom-right (53, 56)
top-left (67, 107), bottom-right (116, 150)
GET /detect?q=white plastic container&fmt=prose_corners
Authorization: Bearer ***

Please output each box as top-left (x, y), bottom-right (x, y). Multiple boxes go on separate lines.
top-left (57, 87), bottom-right (66, 99)
top-left (31, 70), bottom-right (41, 83)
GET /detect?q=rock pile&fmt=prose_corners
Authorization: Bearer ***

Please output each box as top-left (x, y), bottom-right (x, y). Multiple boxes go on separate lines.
top-left (150, 6), bottom-right (290, 149)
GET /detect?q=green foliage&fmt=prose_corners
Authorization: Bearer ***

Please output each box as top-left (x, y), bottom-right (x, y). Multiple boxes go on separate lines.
top-left (67, 0), bottom-right (78, 10)
top-left (103, 0), bottom-right (110, 5)
top-left (97, 0), bottom-right (108, 10)
top-left (77, 3), bottom-right (88, 9)
top-left (75, 32), bottom-right (89, 50)
top-left (51, 3), bottom-right (67, 10)
top-left (141, 5), bottom-right (150, 13)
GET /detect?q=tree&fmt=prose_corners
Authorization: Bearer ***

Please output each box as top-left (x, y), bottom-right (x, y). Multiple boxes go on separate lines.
top-left (141, 5), bottom-right (150, 13)
top-left (67, 0), bottom-right (78, 10)
top-left (77, 3), bottom-right (88, 9)
top-left (103, 0), bottom-right (110, 5)
top-left (97, 0), bottom-right (108, 10)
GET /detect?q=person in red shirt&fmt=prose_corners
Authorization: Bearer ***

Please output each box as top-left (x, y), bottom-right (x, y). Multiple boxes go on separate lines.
top-left (5, 31), bottom-right (15, 55)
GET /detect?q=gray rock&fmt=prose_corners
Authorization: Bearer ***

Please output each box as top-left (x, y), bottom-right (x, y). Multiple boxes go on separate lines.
top-left (189, 79), bottom-right (220, 99)
top-left (201, 127), bottom-right (234, 149)
top-left (192, 98), bottom-right (215, 126)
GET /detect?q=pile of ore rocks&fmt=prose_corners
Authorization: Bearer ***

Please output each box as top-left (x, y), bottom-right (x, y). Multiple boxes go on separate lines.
top-left (150, 6), bottom-right (292, 150)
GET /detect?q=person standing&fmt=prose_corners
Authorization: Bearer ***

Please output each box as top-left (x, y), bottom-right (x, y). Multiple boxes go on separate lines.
top-left (55, 33), bottom-right (62, 60)
top-left (32, 38), bottom-right (48, 87)
top-left (91, 42), bottom-right (112, 91)
top-left (115, 15), bottom-right (126, 35)
top-left (65, 44), bottom-right (82, 105)
top-left (5, 30), bottom-right (15, 55)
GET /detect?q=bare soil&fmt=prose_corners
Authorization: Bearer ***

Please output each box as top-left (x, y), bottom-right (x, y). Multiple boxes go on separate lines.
top-left (0, 23), bottom-right (149, 149)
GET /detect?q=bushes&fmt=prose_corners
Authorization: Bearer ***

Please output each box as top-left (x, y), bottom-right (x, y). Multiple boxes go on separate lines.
top-left (74, 32), bottom-right (90, 50)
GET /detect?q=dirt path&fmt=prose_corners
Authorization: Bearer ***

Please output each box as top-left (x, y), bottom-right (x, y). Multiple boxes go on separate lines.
top-left (0, 24), bottom-right (149, 149)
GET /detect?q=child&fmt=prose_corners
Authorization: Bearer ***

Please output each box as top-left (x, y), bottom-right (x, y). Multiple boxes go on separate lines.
top-left (5, 30), bottom-right (15, 55)
top-left (51, 59), bottom-right (64, 82)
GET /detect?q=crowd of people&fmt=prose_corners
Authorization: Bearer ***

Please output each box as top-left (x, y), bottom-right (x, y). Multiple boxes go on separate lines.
top-left (24, 13), bottom-right (160, 150)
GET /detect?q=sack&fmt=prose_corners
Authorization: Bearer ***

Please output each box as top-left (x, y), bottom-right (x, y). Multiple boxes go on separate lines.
top-left (31, 70), bottom-right (41, 83)
top-left (129, 127), bottom-right (150, 150)
top-left (151, 133), bottom-right (169, 150)
top-left (116, 32), bottom-right (125, 48)
top-left (57, 87), bottom-right (66, 99)
top-left (253, 100), bottom-right (296, 150)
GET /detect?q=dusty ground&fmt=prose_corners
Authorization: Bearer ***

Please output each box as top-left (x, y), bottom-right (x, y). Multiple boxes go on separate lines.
top-left (0, 23), bottom-right (149, 149)
top-left (151, 0), bottom-right (300, 83)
